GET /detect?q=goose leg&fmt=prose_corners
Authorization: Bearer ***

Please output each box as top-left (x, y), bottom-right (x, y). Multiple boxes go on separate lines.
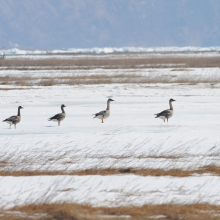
top-left (14, 124), bottom-right (16, 129)
top-left (167, 118), bottom-right (168, 122)
top-left (58, 121), bottom-right (60, 126)
top-left (101, 117), bottom-right (104, 123)
top-left (10, 124), bottom-right (11, 129)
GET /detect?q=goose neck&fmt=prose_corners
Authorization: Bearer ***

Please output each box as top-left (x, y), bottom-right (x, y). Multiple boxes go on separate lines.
top-left (106, 100), bottom-right (110, 110)
top-left (17, 108), bottom-right (21, 116)
top-left (169, 101), bottom-right (173, 110)
top-left (61, 106), bottom-right (65, 113)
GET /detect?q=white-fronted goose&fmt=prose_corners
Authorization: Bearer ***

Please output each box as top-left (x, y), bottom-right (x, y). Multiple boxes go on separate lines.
top-left (93, 98), bottom-right (115, 123)
top-left (48, 104), bottom-right (66, 126)
top-left (155, 99), bottom-right (176, 122)
top-left (3, 106), bottom-right (24, 129)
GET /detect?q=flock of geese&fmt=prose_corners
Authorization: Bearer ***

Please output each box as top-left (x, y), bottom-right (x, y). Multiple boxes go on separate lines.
top-left (2, 98), bottom-right (176, 129)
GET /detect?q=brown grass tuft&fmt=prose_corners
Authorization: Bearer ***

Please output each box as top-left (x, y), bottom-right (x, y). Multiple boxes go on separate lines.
top-left (171, 68), bottom-right (194, 71)
top-left (1, 203), bottom-right (219, 220)
top-left (0, 160), bottom-right (8, 168)
top-left (1, 72), bottom-right (220, 86)
top-left (1, 165), bottom-right (220, 177)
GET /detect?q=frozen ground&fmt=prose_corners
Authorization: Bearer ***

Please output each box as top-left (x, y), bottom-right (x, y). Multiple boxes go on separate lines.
top-left (1, 88), bottom-right (220, 172)
top-left (0, 75), bottom-right (220, 208)
top-left (0, 68), bottom-right (220, 85)
top-left (1, 175), bottom-right (220, 209)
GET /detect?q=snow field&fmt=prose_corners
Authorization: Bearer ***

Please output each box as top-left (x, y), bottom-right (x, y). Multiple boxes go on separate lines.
top-left (1, 68), bottom-right (220, 208)
top-left (0, 67), bottom-right (219, 79)
top-left (1, 175), bottom-right (220, 209)
top-left (1, 68), bottom-right (220, 88)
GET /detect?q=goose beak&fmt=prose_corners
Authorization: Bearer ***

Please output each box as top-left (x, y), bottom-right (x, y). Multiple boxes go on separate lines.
top-left (64, 106), bottom-right (67, 107)
top-left (22, 107), bottom-right (24, 109)
top-left (112, 100), bottom-right (115, 101)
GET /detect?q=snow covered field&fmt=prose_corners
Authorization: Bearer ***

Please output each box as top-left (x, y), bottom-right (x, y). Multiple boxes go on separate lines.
top-left (1, 175), bottom-right (220, 209)
top-left (0, 68), bottom-right (220, 86)
top-left (1, 65), bottom-right (220, 210)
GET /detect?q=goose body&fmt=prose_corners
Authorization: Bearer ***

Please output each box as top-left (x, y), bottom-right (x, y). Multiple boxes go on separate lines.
top-left (4, 116), bottom-right (21, 125)
top-left (155, 99), bottom-right (175, 122)
top-left (3, 106), bottom-right (24, 129)
top-left (94, 98), bottom-right (114, 123)
top-left (48, 104), bottom-right (66, 126)
top-left (94, 110), bottom-right (110, 120)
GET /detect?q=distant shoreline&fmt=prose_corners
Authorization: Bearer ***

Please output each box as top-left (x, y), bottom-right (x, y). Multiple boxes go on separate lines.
top-left (1, 47), bottom-right (220, 56)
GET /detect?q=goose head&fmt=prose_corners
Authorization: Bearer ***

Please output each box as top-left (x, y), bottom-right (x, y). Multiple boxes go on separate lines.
top-left (61, 104), bottom-right (67, 108)
top-left (108, 98), bottom-right (115, 102)
top-left (169, 99), bottom-right (176, 102)
top-left (18, 106), bottom-right (24, 109)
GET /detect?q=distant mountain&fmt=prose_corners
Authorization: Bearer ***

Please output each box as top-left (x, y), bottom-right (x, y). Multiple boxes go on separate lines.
top-left (0, 0), bottom-right (220, 49)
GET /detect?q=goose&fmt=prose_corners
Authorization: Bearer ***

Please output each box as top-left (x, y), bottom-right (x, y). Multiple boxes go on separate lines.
top-left (93, 98), bottom-right (114, 123)
top-left (48, 104), bottom-right (66, 126)
top-left (3, 106), bottom-right (24, 129)
top-left (155, 99), bottom-right (176, 122)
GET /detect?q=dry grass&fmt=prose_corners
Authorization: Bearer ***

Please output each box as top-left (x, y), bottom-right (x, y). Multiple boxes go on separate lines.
top-left (0, 88), bottom-right (34, 90)
top-left (1, 165), bottom-right (220, 177)
top-left (0, 160), bottom-right (8, 167)
top-left (1, 55), bottom-right (220, 69)
top-left (1, 72), bottom-right (220, 87)
top-left (171, 68), bottom-right (194, 71)
top-left (1, 55), bottom-right (220, 86)
top-left (1, 203), bottom-right (220, 220)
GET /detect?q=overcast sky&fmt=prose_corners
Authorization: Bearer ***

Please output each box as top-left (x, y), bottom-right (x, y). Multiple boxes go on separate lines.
top-left (0, 0), bottom-right (220, 49)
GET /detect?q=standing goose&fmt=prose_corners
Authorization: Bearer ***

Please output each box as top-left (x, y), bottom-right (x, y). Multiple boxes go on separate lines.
top-left (48, 104), bottom-right (66, 126)
top-left (94, 98), bottom-right (115, 123)
top-left (155, 99), bottom-right (176, 122)
top-left (3, 106), bottom-right (24, 129)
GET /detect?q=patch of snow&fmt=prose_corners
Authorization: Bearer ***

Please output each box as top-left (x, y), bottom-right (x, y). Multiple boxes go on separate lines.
top-left (0, 67), bottom-right (219, 84)
top-left (0, 175), bottom-right (220, 209)
top-left (0, 73), bottom-right (220, 208)
top-left (0, 84), bottom-right (220, 172)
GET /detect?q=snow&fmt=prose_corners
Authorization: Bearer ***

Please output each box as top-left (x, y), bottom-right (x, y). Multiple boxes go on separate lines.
top-left (0, 67), bottom-right (220, 84)
top-left (2, 46), bottom-right (220, 56)
top-left (1, 67), bottom-right (220, 208)
top-left (1, 79), bottom-right (220, 172)
top-left (0, 175), bottom-right (220, 209)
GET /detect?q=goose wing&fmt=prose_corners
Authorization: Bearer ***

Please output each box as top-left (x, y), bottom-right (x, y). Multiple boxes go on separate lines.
top-left (94, 110), bottom-right (106, 118)
top-left (155, 109), bottom-right (171, 118)
top-left (3, 116), bottom-right (18, 123)
top-left (48, 113), bottom-right (64, 121)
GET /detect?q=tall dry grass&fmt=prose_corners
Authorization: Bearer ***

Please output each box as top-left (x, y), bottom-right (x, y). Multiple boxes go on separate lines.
top-left (1, 72), bottom-right (220, 87)
top-left (0, 165), bottom-right (220, 177)
top-left (1, 203), bottom-right (220, 220)
top-left (1, 137), bottom-right (220, 175)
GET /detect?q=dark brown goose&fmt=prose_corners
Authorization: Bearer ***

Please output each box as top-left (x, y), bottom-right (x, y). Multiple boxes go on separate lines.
top-left (155, 99), bottom-right (176, 122)
top-left (3, 106), bottom-right (24, 129)
top-left (48, 104), bottom-right (66, 126)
